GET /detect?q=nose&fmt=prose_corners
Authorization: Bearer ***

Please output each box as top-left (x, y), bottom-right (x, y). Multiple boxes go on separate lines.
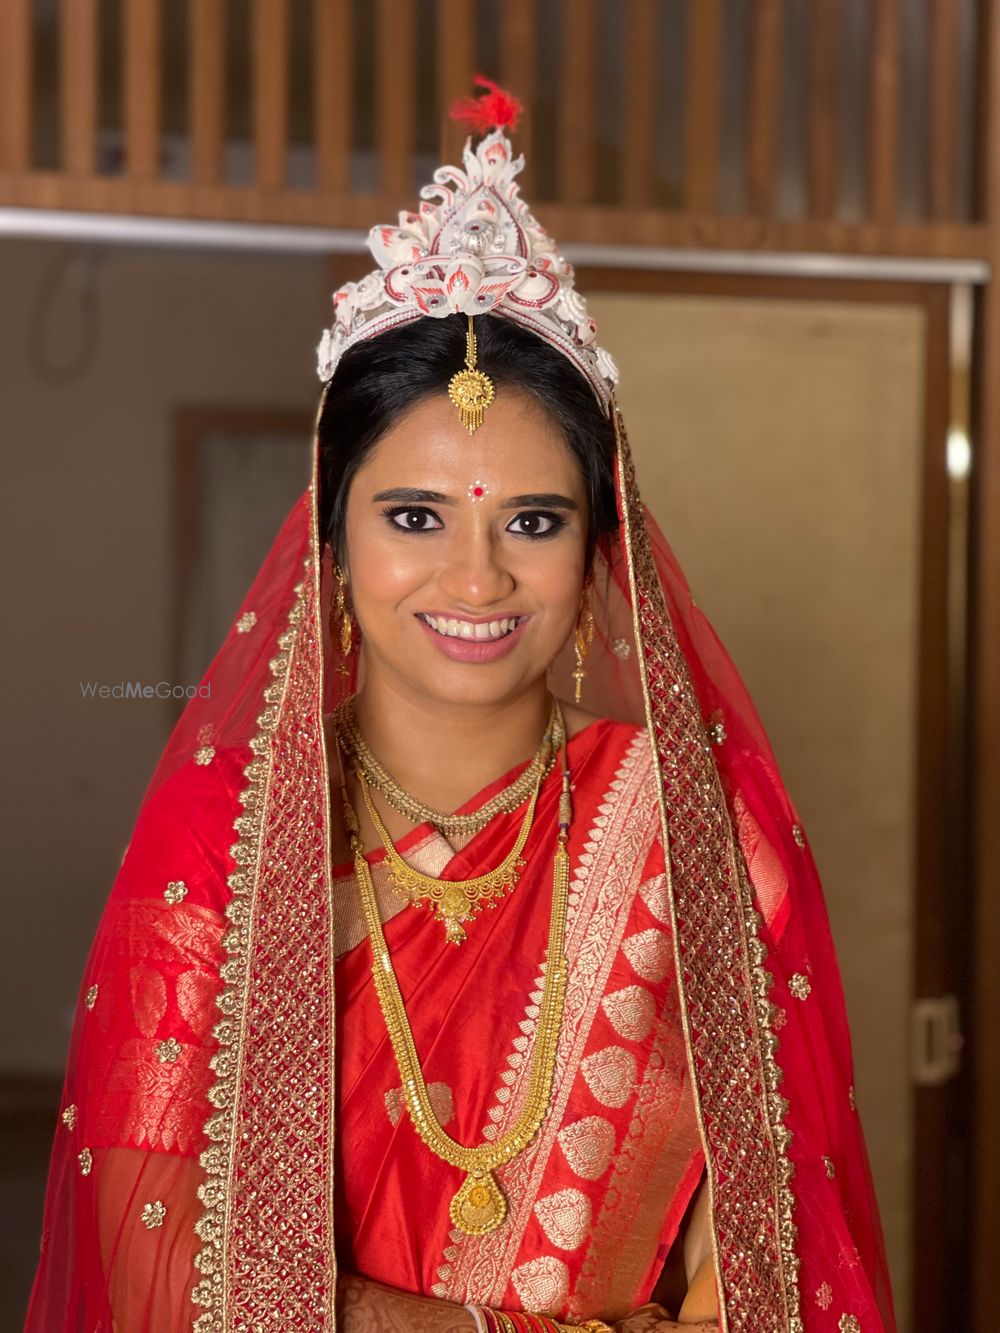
top-left (437, 523), bottom-right (515, 608)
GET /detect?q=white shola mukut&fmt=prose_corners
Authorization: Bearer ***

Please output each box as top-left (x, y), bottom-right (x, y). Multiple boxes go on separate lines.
top-left (315, 128), bottom-right (619, 413)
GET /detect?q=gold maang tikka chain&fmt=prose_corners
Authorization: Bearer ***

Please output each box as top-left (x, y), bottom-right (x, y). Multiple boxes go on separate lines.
top-left (448, 314), bottom-right (495, 434)
top-left (338, 732), bottom-right (573, 1237)
top-left (334, 695), bottom-right (563, 838)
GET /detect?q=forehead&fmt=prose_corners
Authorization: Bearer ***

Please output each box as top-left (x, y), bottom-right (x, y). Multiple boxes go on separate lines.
top-left (354, 390), bottom-right (583, 492)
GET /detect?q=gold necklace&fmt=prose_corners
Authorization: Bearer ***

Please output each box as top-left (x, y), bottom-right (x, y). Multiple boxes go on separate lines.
top-left (358, 763), bottom-right (542, 944)
top-left (334, 696), bottom-right (563, 838)
top-left (339, 741), bottom-right (573, 1237)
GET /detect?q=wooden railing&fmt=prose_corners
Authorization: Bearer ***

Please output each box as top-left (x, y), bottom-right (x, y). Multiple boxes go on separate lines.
top-left (0, 0), bottom-right (994, 261)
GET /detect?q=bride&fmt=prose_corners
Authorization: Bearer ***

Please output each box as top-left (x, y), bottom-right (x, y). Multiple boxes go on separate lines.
top-left (25, 84), bottom-right (896, 1333)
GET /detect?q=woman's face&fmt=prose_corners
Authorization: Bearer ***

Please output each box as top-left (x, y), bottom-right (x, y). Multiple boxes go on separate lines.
top-left (342, 388), bottom-right (589, 710)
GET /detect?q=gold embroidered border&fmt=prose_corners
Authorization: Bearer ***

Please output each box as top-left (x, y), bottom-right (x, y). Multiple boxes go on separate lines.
top-left (569, 987), bottom-right (700, 1321)
top-left (612, 403), bottom-right (801, 1333)
top-left (189, 560), bottom-right (312, 1332)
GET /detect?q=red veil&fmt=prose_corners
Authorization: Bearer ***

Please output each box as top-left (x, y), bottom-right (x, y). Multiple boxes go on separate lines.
top-left (24, 118), bottom-right (896, 1333)
top-left (24, 393), bottom-right (896, 1332)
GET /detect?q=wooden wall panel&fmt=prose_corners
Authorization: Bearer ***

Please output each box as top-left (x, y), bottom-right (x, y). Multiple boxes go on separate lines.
top-left (252, 0), bottom-right (289, 191)
top-left (60, 0), bottom-right (99, 175)
top-left (0, 0), bottom-right (32, 172)
top-left (746, 0), bottom-right (783, 215)
top-left (437, 0), bottom-right (476, 164)
top-left (190, 0), bottom-right (226, 187)
top-left (806, 0), bottom-right (840, 218)
top-left (558, 0), bottom-right (597, 204)
top-left (621, 0), bottom-right (658, 208)
top-left (123, 0), bottom-right (161, 181)
top-left (868, 0), bottom-right (901, 223)
top-left (683, 0), bottom-right (723, 212)
top-left (375, 0), bottom-right (416, 197)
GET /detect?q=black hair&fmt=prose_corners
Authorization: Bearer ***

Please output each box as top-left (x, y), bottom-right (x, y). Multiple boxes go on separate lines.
top-left (317, 313), bottom-right (619, 568)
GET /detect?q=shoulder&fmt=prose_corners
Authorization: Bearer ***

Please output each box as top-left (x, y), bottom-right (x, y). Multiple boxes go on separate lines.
top-left (559, 698), bottom-right (650, 757)
top-left (559, 700), bottom-right (602, 738)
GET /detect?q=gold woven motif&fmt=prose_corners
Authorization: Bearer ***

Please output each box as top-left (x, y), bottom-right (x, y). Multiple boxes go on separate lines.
top-left (612, 403), bottom-right (801, 1332)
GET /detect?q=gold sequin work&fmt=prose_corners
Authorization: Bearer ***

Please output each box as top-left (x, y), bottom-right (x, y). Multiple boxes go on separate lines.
top-left (142, 1200), bottom-right (167, 1229)
top-left (823, 1155), bottom-right (836, 1179)
top-left (792, 824), bottom-right (807, 848)
top-left (236, 611), bottom-right (257, 633)
top-left (156, 1038), bottom-right (182, 1064)
top-left (789, 973), bottom-right (812, 1000)
top-left (706, 710), bottom-right (727, 746)
top-left (61, 1104), bottom-right (77, 1130)
top-left (194, 747), bottom-right (216, 766)
top-left (839, 1316), bottom-right (860, 1333)
top-left (164, 880), bottom-right (188, 905)
top-left (611, 638), bottom-right (631, 659)
top-left (816, 1283), bottom-right (833, 1310)
top-left (78, 1148), bottom-right (92, 1175)
top-left (849, 1085), bottom-right (857, 1110)
top-left (84, 984), bottom-right (98, 1010)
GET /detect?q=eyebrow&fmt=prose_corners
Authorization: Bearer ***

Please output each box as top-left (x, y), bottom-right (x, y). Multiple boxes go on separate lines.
top-left (371, 487), bottom-right (578, 510)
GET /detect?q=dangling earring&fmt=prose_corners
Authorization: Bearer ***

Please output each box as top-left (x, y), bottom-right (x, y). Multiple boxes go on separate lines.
top-left (572, 585), bottom-right (595, 705)
top-left (332, 561), bottom-right (354, 672)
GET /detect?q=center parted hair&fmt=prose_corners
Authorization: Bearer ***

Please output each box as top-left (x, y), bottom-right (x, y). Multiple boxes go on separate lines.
top-left (317, 313), bottom-right (620, 568)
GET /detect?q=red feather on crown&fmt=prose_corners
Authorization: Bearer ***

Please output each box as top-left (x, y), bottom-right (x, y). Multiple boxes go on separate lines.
top-left (449, 75), bottom-right (522, 135)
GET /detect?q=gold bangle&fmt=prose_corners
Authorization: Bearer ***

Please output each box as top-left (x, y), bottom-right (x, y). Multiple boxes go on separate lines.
top-left (553, 1321), bottom-right (614, 1333)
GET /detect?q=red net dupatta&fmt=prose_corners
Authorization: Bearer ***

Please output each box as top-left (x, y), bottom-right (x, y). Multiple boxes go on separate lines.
top-left (24, 386), bottom-right (896, 1332)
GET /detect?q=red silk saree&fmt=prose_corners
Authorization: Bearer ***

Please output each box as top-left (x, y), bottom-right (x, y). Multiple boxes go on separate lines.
top-left (332, 716), bottom-right (703, 1320)
top-left (24, 396), bottom-right (897, 1332)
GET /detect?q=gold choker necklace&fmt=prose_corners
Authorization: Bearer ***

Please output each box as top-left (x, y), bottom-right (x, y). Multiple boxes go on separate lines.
top-left (358, 761), bottom-right (543, 944)
top-left (334, 696), bottom-right (563, 838)
top-left (338, 736), bottom-right (573, 1236)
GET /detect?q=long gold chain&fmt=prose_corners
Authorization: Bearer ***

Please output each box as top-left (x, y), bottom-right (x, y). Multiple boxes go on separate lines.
top-left (339, 739), bottom-right (573, 1237)
top-left (358, 764), bottom-right (543, 945)
top-left (334, 695), bottom-right (563, 837)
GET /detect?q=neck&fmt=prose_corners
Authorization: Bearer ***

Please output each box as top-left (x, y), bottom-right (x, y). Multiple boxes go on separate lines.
top-left (351, 672), bottom-right (553, 815)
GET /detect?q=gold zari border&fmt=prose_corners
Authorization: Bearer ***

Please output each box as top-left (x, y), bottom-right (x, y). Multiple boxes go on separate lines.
top-left (189, 559), bottom-right (318, 1331)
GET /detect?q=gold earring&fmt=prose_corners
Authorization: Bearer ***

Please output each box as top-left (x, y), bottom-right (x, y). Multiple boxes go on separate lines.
top-left (332, 562), bottom-right (354, 671)
top-left (572, 587), bottom-right (595, 705)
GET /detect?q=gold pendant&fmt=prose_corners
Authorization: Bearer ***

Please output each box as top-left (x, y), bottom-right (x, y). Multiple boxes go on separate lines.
top-left (449, 1169), bottom-right (507, 1235)
top-left (439, 883), bottom-right (471, 944)
top-left (448, 366), bottom-right (495, 434)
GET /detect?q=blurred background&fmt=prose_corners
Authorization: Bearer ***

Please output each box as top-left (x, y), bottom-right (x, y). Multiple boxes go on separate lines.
top-left (1, 2), bottom-right (998, 1329)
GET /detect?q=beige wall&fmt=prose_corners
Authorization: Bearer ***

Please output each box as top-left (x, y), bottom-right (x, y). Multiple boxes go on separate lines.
top-left (590, 291), bottom-right (922, 1329)
top-left (0, 239), bottom-right (327, 1072)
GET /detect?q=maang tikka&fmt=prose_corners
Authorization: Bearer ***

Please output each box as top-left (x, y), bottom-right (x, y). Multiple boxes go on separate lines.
top-left (448, 314), bottom-right (495, 435)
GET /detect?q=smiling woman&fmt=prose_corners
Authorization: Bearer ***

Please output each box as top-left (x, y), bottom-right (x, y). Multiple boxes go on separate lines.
top-left (25, 94), bottom-right (896, 1333)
